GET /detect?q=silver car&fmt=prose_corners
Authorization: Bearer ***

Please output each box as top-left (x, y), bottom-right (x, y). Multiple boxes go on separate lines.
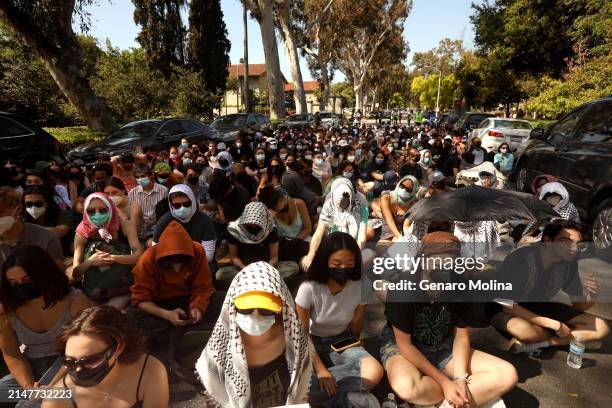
top-left (468, 118), bottom-right (533, 153)
top-left (318, 111), bottom-right (340, 127)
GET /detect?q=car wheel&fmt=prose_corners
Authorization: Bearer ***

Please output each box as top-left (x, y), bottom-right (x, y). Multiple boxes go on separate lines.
top-left (592, 198), bottom-right (612, 251)
top-left (516, 165), bottom-right (529, 193)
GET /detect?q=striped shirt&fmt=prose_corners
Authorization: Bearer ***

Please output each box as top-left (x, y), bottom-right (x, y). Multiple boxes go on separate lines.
top-left (128, 182), bottom-right (168, 226)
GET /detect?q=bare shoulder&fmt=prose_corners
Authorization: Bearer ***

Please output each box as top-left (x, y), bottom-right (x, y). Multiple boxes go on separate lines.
top-left (69, 290), bottom-right (95, 318)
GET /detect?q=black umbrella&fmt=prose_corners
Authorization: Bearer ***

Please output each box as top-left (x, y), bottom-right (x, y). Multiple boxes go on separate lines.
top-left (405, 184), bottom-right (559, 223)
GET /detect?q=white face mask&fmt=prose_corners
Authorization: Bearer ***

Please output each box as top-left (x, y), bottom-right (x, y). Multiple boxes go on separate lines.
top-left (0, 215), bottom-right (15, 235)
top-left (236, 312), bottom-right (276, 336)
top-left (347, 156), bottom-right (355, 162)
top-left (26, 206), bottom-right (46, 220)
top-left (110, 195), bottom-right (123, 207)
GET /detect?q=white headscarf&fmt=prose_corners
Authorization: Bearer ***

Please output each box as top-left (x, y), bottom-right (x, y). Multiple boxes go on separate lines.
top-left (320, 177), bottom-right (361, 238)
top-left (538, 181), bottom-right (580, 221)
top-left (196, 262), bottom-right (312, 407)
top-left (168, 184), bottom-right (197, 223)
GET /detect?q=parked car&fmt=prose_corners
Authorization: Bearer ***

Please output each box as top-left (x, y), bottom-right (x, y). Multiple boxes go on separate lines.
top-left (68, 118), bottom-right (216, 163)
top-left (443, 114), bottom-right (461, 131)
top-left (318, 111), bottom-right (341, 127)
top-left (513, 96), bottom-right (612, 249)
top-left (468, 118), bottom-right (533, 153)
top-left (453, 112), bottom-right (496, 137)
top-left (0, 112), bottom-right (65, 166)
top-left (368, 111), bottom-right (379, 120)
top-left (278, 113), bottom-right (314, 130)
top-left (210, 112), bottom-right (272, 142)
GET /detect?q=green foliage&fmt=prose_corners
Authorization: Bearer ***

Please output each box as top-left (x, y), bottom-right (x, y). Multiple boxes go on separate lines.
top-left (330, 82), bottom-right (355, 109)
top-left (388, 92), bottom-right (405, 108)
top-left (170, 67), bottom-right (219, 118)
top-left (525, 55), bottom-right (612, 119)
top-left (410, 73), bottom-right (457, 110)
top-left (44, 126), bottom-right (107, 148)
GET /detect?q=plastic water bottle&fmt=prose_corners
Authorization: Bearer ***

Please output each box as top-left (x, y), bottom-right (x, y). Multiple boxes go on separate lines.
top-left (567, 337), bottom-right (585, 369)
top-left (381, 392), bottom-right (397, 408)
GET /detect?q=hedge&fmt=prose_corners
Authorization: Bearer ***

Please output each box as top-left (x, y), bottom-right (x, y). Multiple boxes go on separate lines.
top-left (44, 126), bottom-right (108, 151)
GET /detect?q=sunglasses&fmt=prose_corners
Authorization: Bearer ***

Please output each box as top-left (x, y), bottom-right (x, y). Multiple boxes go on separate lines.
top-left (25, 200), bottom-right (45, 208)
top-left (63, 346), bottom-right (114, 371)
top-left (235, 307), bottom-right (277, 316)
top-left (171, 201), bottom-right (192, 209)
top-left (86, 207), bottom-right (109, 216)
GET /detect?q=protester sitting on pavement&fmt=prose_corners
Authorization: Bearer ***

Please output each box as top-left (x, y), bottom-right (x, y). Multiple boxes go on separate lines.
top-left (399, 148), bottom-right (424, 182)
top-left (296, 232), bottom-right (383, 407)
top-left (297, 159), bottom-right (324, 198)
top-left (418, 149), bottom-right (434, 179)
top-left (103, 177), bottom-right (142, 228)
top-left (65, 163), bottom-right (90, 206)
top-left (75, 162), bottom-right (114, 214)
top-left (371, 175), bottom-right (422, 242)
top-left (301, 178), bottom-right (371, 270)
top-left (257, 156), bottom-right (285, 195)
top-left (208, 172), bottom-right (252, 225)
top-left (530, 174), bottom-right (557, 196)
top-left (367, 151), bottom-right (389, 196)
top-left (111, 152), bottom-right (138, 192)
top-left (153, 184), bottom-right (216, 264)
top-left (71, 193), bottom-right (142, 308)
top-left (0, 246), bottom-right (92, 390)
top-left (490, 220), bottom-right (609, 355)
top-left (467, 137), bottom-right (491, 165)
top-left (21, 185), bottom-right (74, 254)
top-left (426, 170), bottom-right (447, 198)
top-left (46, 305), bottom-right (168, 408)
top-left (216, 202), bottom-right (300, 287)
top-left (493, 143), bottom-right (514, 175)
top-left (196, 262), bottom-right (312, 407)
top-left (281, 167), bottom-right (320, 218)
top-left (128, 164), bottom-right (169, 240)
top-left (128, 220), bottom-right (222, 347)
top-left (312, 150), bottom-right (332, 188)
top-left (152, 162), bottom-right (175, 189)
top-left (0, 187), bottom-right (64, 270)
top-left (441, 142), bottom-right (465, 183)
top-left (258, 185), bottom-right (312, 240)
top-left (381, 231), bottom-right (518, 407)
top-left (539, 181), bottom-right (581, 222)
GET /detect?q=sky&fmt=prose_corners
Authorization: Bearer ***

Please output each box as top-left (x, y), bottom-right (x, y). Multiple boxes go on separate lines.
top-left (79, 0), bottom-right (476, 81)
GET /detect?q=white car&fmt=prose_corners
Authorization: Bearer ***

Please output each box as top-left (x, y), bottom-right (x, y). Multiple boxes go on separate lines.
top-left (318, 111), bottom-right (340, 127)
top-left (468, 118), bottom-right (533, 153)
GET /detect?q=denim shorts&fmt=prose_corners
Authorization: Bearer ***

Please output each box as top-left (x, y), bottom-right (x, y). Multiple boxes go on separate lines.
top-left (379, 324), bottom-right (453, 370)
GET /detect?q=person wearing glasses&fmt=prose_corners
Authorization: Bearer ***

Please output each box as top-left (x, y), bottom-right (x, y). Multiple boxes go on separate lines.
top-left (490, 219), bottom-right (609, 354)
top-left (43, 305), bottom-right (168, 408)
top-left (70, 193), bottom-right (143, 292)
top-left (21, 185), bottom-right (75, 255)
top-left (197, 262), bottom-right (312, 407)
top-left (0, 246), bottom-right (92, 391)
top-left (152, 184), bottom-right (216, 267)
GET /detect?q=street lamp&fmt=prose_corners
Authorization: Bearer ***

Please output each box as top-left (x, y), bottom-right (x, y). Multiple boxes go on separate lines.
top-left (424, 64), bottom-right (442, 114)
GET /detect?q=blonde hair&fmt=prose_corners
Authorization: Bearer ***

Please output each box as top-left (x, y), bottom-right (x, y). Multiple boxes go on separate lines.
top-left (0, 187), bottom-right (20, 211)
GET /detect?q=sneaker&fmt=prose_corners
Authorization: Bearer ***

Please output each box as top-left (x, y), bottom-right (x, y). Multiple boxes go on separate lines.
top-left (480, 398), bottom-right (507, 408)
top-left (346, 391), bottom-right (381, 408)
top-left (508, 338), bottom-right (542, 356)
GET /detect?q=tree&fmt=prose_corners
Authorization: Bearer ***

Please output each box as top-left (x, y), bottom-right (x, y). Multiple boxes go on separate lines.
top-left (133, 0), bottom-right (187, 77)
top-left (411, 38), bottom-right (463, 76)
top-left (244, 0), bottom-right (287, 119)
top-left (275, 0), bottom-right (307, 113)
top-left (0, 0), bottom-right (117, 131)
top-left (187, 0), bottom-right (231, 110)
top-left (388, 92), bottom-right (404, 108)
top-left (410, 73), bottom-right (457, 111)
top-left (330, 82), bottom-right (355, 109)
top-left (330, 0), bottom-right (410, 111)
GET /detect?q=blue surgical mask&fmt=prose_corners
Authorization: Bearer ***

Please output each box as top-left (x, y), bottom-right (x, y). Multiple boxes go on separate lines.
top-left (182, 158), bottom-right (192, 165)
top-left (423, 157), bottom-right (431, 165)
top-left (171, 206), bottom-right (191, 221)
top-left (343, 171), bottom-right (354, 179)
top-left (375, 158), bottom-right (384, 165)
top-left (136, 177), bottom-right (150, 188)
top-left (156, 177), bottom-right (167, 184)
top-left (89, 212), bottom-right (110, 226)
top-left (181, 143), bottom-right (188, 149)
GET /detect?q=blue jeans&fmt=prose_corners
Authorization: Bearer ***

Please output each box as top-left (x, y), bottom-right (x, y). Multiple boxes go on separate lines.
top-left (379, 324), bottom-right (453, 370)
top-left (309, 331), bottom-right (372, 407)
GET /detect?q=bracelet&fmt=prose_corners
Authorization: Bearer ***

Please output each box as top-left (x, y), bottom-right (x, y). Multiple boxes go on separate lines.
top-left (453, 373), bottom-right (470, 382)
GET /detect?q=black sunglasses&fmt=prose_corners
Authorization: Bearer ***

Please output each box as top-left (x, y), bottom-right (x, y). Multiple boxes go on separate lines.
top-left (235, 307), bottom-right (277, 316)
top-left (171, 200), bottom-right (192, 210)
top-left (24, 200), bottom-right (45, 208)
top-left (63, 346), bottom-right (115, 371)
top-left (86, 207), bottom-right (109, 216)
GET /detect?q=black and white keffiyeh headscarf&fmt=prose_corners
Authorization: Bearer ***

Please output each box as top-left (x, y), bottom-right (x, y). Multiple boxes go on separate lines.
top-left (227, 201), bottom-right (275, 244)
top-left (196, 262), bottom-right (312, 408)
top-left (539, 182), bottom-right (580, 222)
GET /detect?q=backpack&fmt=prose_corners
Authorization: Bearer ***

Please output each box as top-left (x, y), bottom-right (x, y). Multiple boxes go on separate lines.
top-left (82, 239), bottom-right (134, 301)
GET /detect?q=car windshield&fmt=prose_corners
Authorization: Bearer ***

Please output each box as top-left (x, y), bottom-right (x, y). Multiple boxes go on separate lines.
top-left (448, 115), bottom-right (460, 122)
top-left (494, 120), bottom-right (532, 130)
top-left (211, 115), bottom-right (246, 128)
top-left (109, 121), bottom-right (161, 139)
top-left (288, 114), bottom-right (309, 121)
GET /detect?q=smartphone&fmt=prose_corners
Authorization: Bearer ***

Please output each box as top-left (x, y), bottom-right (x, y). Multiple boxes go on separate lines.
top-left (331, 336), bottom-right (361, 353)
top-left (181, 315), bottom-right (194, 325)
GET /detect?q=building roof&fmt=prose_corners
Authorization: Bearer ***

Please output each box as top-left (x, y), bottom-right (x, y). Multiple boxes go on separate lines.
top-left (284, 81), bottom-right (320, 92)
top-left (228, 64), bottom-right (267, 78)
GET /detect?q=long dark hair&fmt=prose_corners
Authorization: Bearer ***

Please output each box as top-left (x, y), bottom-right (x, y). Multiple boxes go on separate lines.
top-left (306, 232), bottom-right (362, 284)
top-left (0, 245), bottom-right (70, 312)
top-left (21, 185), bottom-right (61, 222)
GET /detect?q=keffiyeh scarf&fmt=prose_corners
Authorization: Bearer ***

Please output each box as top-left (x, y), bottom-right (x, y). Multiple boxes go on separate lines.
top-left (196, 262), bottom-right (312, 408)
top-left (227, 202), bottom-right (275, 244)
top-left (75, 192), bottom-right (120, 243)
top-left (320, 177), bottom-right (361, 238)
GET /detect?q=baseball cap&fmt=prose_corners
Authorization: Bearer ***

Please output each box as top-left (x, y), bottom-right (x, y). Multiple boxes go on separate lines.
top-left (338, 139), bottom-right (348, 147)
top-left (444, 135), bottom-right (453, 141)
top-left (234, 290), bottom-right (282, 313)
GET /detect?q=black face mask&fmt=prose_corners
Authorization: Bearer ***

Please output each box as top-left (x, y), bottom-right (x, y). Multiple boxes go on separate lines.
top-left (11, 282), bottom-right (42, 302)
top-left (243, 224), bottom-right (262, 235)
top-left (68, 348), bottom-right (115, 388)
top-left (187, 175), bottom-right (199, 185)
top-left (329, 267), bottom-right (353, 286)
top-left (69, 172), bottom-right (81, 180)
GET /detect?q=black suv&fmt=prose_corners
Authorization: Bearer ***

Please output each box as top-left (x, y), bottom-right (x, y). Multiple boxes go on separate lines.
top-left (453, 112), bottom-right (495, 136)
top-left (513, 96), bottom-right (612, 249)
top-left (210, 113), bottom-right (272, 143)
top-left (0, 112), bottom-right (65, 166)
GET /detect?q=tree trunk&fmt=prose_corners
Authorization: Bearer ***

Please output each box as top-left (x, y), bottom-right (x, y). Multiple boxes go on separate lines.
top-left (278, 7), bottom-right (307, 114)
top-left (0, 6), bottom-right (117, 132)
top-left (354, 82), bottom-right (363, 111)
top-left (257, 0), bottom-right (286, 119)
top-left (319, 57), bottom-right (331, 109)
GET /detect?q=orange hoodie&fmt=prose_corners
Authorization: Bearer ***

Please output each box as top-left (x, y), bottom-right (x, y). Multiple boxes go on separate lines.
top-left (131, 220), bottom-right (215, 313)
